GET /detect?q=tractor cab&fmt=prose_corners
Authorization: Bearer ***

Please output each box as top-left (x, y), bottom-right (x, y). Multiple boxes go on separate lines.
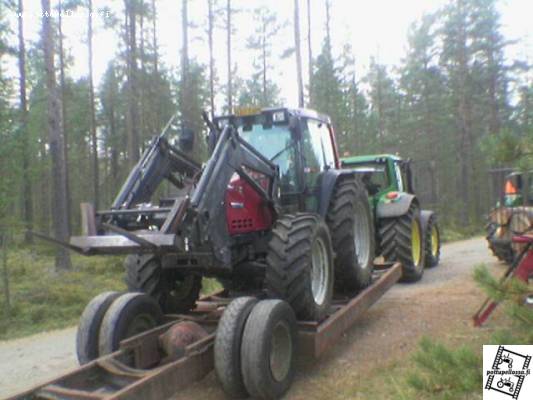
top-left (340, 154), bottom-right (415, 207)
top-left (213, 108), bottom-right (341, 216)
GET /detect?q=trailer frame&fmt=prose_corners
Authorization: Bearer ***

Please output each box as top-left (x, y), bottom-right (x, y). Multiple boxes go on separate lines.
top-left (7, 263), bottom-right (401, 400)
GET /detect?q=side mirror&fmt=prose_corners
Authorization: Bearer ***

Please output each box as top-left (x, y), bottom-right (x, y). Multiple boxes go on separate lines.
top-left (179, 127), bottom-right (195, 152)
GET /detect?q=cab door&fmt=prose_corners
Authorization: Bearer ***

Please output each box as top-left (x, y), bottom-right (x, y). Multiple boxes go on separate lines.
top-left (300, 118), bottom-right (337, 211)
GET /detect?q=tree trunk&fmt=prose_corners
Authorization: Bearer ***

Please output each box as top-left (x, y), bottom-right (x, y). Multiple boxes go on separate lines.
top-left (181, 0), bottom-right (190, 130)
top-left (125, 0), bottom-right (140, 167)
top-left (152, 0), bottom-right (158, 73)
top-left (88, 0), bottom-right (99, 209)
top-left (293, 0), bottom-right (304, 108)
top-left (306, 0), bottom-right (313, 105)
top-left (226, 0), bottom-right (232, 112)
top-left (208, 0), bottom-right (215, 117)
top-left (325, 0), bottom-right (331, 50)
top-left (1, 233), bottom-right (10, 316)
top-left (17, 0), bottom-right (34, 244)
top-left (262, 23), bottom-right (267, 104)
top-left (41, 0), bottom-right (72, 271)
top-left (57, 0), bottom-right (71, 235)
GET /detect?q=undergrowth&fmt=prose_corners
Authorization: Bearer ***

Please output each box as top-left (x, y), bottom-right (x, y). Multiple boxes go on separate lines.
top-left (0, 246), bottom-right (222, 340)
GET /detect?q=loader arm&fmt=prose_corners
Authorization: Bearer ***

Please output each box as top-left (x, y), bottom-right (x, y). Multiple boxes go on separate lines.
top-left (185, 125), bottom-right (280, 267)
top-left (69, 124), bottom-right (279, 271)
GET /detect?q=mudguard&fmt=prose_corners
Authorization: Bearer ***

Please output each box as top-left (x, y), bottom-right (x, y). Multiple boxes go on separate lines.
top-left (376, 193), bottom-right (418, 219)
top-left (317, 169), bottom-right (357, 217)
top-left (420, 210), bottom-right (435, 236)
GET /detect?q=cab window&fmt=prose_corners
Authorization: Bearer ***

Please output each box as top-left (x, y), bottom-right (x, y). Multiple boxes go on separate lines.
top-left (302, 119), bottom-right (335, 188)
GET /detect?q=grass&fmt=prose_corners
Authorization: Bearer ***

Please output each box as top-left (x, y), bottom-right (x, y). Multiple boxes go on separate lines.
top-left (0, 245), bottom-right (222, 341)
top-left (0, 245), bottom-right (125, 340)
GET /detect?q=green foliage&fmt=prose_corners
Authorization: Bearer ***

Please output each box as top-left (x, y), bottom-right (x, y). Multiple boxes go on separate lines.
top-left (405, 337), bottom-right (482, 400)
top-left (473, 264), bottom-right (533, 343)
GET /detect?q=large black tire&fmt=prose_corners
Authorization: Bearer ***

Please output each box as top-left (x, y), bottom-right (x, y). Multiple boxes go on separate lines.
top-left (125, 254), bottom-right (201, 314)
top-left (99, 292), bottom-right (163, 355)
top-left (76, 291), bottom-right (121, 365)
top-left (214, 297), bottom-right (259, 399)
top-left (379, 204), bottom-right (425, 282)
top-left (241, 300), bottom-right (297, 400)
top-left (265, 213), bottom-right (334, 321)
top-left (326, 177), bottom-right (375, 292)
top-left (421, 211), bottom-right (441, 268)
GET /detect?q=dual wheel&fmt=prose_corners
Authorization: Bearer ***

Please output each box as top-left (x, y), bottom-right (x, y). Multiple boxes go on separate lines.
top-left (76, 291), bottom-right (163, 365)
top-left (379, 206), bottom-right (441, 282)
top-left (214, 297), bottom-right (297, 400)
top-left (266, 177), bottom-right (375, 321)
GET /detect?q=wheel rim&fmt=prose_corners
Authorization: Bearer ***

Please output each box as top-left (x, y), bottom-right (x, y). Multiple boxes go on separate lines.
top-left (431, 225), bottom-right (439, 257)
top-left (411, 220), bottom-right (422, 266)
top-left (126, 313), bottom-right (157, 338)
top-left (269, 321), bottom-right (292, 382)
top-left (353, 202), bottom-right (371, 268)
top-left (311, 236), bottom-right (329, 306)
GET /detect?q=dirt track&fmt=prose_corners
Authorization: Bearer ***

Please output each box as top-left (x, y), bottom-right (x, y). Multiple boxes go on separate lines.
top-left (0, 237), bottom-right (504, 399)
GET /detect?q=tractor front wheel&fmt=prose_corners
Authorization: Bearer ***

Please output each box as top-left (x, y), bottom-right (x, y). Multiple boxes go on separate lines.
top-left (125, 254), bottom-right (202, 314)
top-left (265, 213), bottom-right (334, 321)
top-left (379, 204), bottom-right (425, 282)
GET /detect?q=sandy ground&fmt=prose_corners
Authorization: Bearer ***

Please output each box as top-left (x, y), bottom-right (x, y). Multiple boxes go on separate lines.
top-left (0, 237), bottom-right (504, 399)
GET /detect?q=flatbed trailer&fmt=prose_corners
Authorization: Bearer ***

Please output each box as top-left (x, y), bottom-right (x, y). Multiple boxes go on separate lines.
top-left (7, 263), bottom-right (401, 400)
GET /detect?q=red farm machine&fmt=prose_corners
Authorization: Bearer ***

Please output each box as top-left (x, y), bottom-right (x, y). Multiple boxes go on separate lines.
top-left (20, 108), bottom-right (429, 400)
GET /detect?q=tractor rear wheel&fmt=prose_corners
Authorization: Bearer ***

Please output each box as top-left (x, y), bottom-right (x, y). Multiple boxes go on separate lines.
top-left (125, 254), bottom-right (201, 314)
top-left (379, 204), bottom-right (425, 282)
top-left (421, 211), bottom-right (441, 268)
top-left (265, 213), bottom-right (334, 321)
top-left (326, 176), bottom-right (375, 292)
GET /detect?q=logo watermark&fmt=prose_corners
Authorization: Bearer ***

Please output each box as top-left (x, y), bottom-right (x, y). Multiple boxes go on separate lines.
top-left (484, 345), bottom-right (532, 399)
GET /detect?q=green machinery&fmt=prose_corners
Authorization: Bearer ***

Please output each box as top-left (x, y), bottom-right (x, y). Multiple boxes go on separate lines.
top-left (342, 154), bottom-right (441, 282)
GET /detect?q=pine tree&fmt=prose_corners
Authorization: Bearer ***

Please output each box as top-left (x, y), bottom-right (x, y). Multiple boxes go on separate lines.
top-left (41, 0), bottom-right (72, 270)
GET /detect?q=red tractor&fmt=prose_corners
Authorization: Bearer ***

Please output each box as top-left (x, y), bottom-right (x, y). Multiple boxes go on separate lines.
top-left (63, 108), bottom-right (385, 398)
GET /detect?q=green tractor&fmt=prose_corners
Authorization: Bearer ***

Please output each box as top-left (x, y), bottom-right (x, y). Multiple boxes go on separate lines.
top-left (341, 154), bottom-right (441, 282)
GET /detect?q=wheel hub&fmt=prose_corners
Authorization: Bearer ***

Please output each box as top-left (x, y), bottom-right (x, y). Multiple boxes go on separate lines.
top-left (311, 237), bottom-right (329, 306)
top-left (269, 321), bottom-right (292, 382)
top-left (411, 220), bottom-right (421, 266)
top-left (431, 225), bottom-right (439, 257)
top-left (353, 202), bottom-right (371, 268)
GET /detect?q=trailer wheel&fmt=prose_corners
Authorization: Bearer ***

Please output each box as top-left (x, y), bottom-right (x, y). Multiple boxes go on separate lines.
top-left (421, 211), bottom-right (441, 268)
top-left (125, 254), bottom-right (201, 314)
top-left (99, 292), bottom-right (163, 356)
top-left (214, 296), bottom-right (258, 398)
top-left (266, 213), bottom-right (334, 321)
top-left (76, 291), bottom-right (121, 365)
top-left (326, 176), bottom-right (375, 292)
top-left (241, 300), bottom-right (297, 400)
top-left (379, 204), bottom-right (425, 282)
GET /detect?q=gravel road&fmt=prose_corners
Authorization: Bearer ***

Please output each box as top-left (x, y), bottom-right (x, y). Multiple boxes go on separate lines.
top-left (0, 237), bottom-right (502, 399)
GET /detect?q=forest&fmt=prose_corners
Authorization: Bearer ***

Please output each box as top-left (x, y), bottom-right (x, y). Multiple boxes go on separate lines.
top-left (0, 0), bottom-right (531, 273)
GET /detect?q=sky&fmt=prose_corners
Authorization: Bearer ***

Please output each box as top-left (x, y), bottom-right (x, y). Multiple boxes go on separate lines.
top-left (5, 0), bottom-right (533, 109)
